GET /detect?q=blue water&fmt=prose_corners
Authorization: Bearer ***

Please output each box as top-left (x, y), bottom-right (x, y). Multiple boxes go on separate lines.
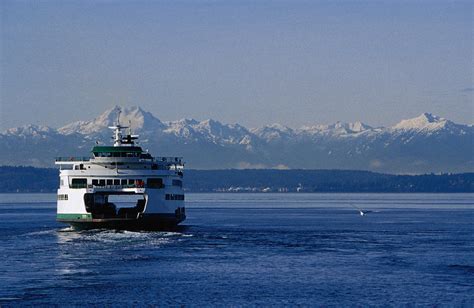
top-left (0, 193), bottom-right (473, 306)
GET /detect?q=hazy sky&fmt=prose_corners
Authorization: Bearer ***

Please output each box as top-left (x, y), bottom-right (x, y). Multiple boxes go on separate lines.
top-left (1, 0), bottom-right (473, 130)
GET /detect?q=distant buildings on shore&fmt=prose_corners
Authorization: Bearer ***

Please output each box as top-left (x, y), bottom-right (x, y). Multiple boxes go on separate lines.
top-left (213, 186), bottom-right (302, 193)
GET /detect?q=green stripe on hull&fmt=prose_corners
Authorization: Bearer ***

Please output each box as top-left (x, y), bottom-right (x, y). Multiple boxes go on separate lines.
top-left (57, 213), bottom-right (92, 221)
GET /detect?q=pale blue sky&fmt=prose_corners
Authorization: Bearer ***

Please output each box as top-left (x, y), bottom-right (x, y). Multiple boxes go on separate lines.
top-left (1, 0), bottom-right (472, 130)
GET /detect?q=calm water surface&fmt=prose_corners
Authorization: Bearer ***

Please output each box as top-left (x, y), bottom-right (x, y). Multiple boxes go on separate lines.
top-left (0, 193), bottom-right (473, 306)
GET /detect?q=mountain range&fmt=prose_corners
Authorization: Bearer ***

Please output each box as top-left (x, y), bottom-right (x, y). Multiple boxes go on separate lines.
top-left (1, 106), bottom-right (473, 173)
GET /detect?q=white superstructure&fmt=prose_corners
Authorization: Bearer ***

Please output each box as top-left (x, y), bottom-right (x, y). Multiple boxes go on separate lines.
top-left (55, 118), bottom-right (185, 230)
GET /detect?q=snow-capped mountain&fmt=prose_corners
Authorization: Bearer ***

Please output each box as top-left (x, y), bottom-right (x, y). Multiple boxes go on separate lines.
top-left (58, 106), bottom-right (166, 135)
top-left (1, 106), bottom-right (473, 173)
top-left (391, 112), bottom-right (469, 136)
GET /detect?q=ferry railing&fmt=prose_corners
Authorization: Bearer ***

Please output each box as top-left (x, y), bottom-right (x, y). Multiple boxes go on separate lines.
top-left (56, 157), bottom-right (91, 162)
top-left (56, 156), bottom-right (182, 164)
top-left (153, 157), bottom-right (184, 166)
top-left (69, 184), bottom-right (142, 189)
top-left (154, 156), bottom-right (183, 162)
top-left (69, 183), bottom-right (166, 189)
top-left (89, 183), bottom-right (163, 189)
top-left (92, 185), bottom-right (141, 189)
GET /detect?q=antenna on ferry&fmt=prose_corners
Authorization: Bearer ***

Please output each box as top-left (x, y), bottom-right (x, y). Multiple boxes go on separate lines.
top-left (108, 107), bottom-right (128, 147)
top-left (117, 108), bottom-right (121, 126)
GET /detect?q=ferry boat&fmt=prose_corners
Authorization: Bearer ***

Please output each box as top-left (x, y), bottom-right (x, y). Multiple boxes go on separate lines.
top-left (55, 119), bottom-right (185, 230)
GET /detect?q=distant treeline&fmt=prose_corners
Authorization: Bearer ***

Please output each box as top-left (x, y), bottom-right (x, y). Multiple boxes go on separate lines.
top-left (0, 166), bottom-right (473, 193)
top-left (186, 169), bottom-right (474, 193)
top-left (0, 166), bottom-right (58, 193)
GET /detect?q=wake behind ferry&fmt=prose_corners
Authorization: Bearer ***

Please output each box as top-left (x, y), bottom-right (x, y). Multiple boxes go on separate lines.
top-left (55, 118), bottom-right (185, 230)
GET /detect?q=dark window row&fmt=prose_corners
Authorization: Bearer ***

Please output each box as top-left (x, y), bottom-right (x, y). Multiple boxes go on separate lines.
top-left (165, 194), bottom-right (184, 201)
top-left (91, 179), bottom-right (141, 186)
top-left (57, 194), bottom-right (68, 200)
top-left (70, 178), bottom-right (167, 189)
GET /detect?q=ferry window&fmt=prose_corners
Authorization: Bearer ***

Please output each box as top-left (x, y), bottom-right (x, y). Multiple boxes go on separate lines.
top-left (106, 179), bottom-right (113, 185)
top-left (114, 179), bottom-right (120, 185)
top-left (165, 194), bottom-right (184, 201)
top-left (57, 194), bottom-right (68, 200)
top-left (99, 179), bottom-right (106, 186)
top-left (128, 179), bottom-right (135, 185)
top-left (60, 179), bottom-right (64, 186)
top-left (92, 179), bottom-right (98, 186)
top-left (121, 179), bottom-right (127, 185)
top-left (172, 180), bottom-right (182, 187)
top-left (147, 178), bottom-right (163, 189)
top-left (71, 178), bottom-right (87, 188)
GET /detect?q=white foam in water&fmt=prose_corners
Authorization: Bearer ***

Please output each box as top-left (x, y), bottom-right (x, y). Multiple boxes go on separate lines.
top-left (160, 231), bottom-right (182, 237)
top-left (56, 268), bottom-right (92, 276)
top-left (58, 226), bottom-right (75, 232)
top-left (21, 229), bottom-right (57, 237)
top-left (59, 229), bottom-right (191, 248)
top-left (51, 226), bottom-right (193, 247)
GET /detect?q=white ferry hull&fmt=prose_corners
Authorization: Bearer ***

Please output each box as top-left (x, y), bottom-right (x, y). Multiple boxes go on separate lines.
top-left (57, 187), bottom-right (185, 230)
